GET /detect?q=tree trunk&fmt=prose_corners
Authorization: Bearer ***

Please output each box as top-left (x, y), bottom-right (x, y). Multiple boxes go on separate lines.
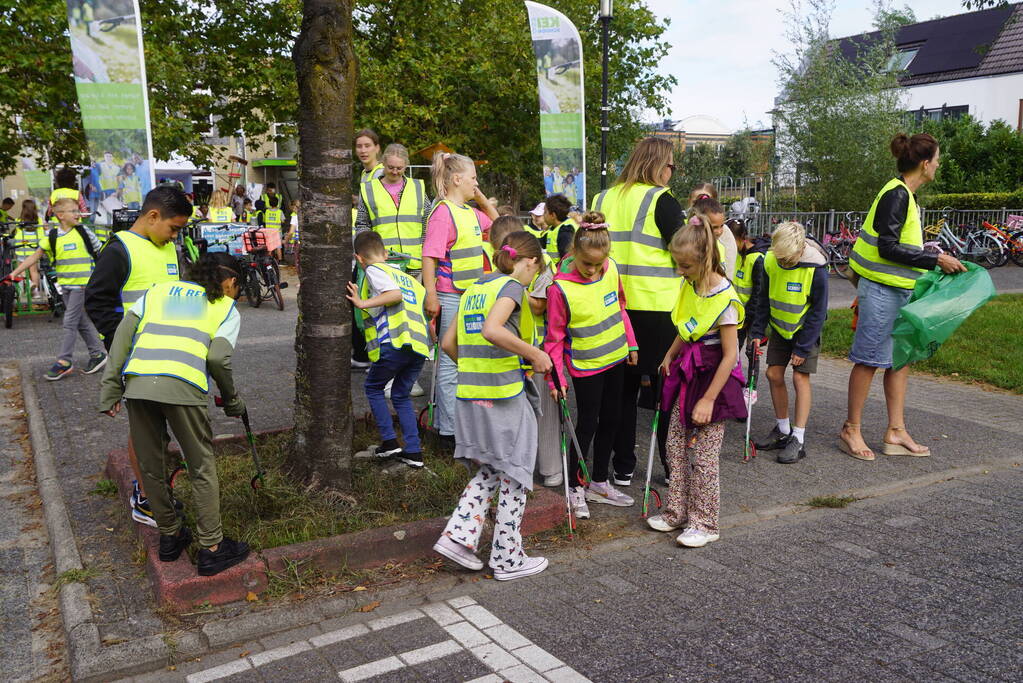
top-left (290, 0), bottom-right (355, 491)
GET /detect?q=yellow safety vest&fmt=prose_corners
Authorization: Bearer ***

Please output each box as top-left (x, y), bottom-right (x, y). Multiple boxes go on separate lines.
top-left (359, 263), bottom-right (430, 361)
top-left (554, 259), bottom-right (630, 372)
top-left (456, 274), bottom-right (526, 400)
top-left (592, 184), bottom-right (678, 311)
top-left (763, 252), bottom-right (815, 340)
top-left (850, 177), bottom-right (926, 290)
top-left (43, 227), bottom-right (95, 286)
top-left (12, 223), bottom-right (44, 260)
top-left (50, 188), bottom-right (79, 203)
top-left (264, 208), bottom-right (284, 230)
top-left (122, 281), bottom-right (235, 392)
top-left (98, 161), bottom-right (119, 191)
top-left (733, 251), bottom-right (764, 306)
top-left (671, 279), bottom-right (745, 343)
top-left (209, 207), bottom-right (234, 223)
top-left (360, 178), bottom-right (425, 268)
top-left (430, 199), bottom-right (485, 293)
top-left (122, 174), bottom-right (142, 204)
top-left (91, 224), bottom-right (110, 246)
top-left (114, 230), bottom-right (180, 309)
top-left (548, 218), bottom-right (577, 261)
top-left (191, 206), bottom-right (204, 221)
top-left (360, 162), bottom-right (384, 184)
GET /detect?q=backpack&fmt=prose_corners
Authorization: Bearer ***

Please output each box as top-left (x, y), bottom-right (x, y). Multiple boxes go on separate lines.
top-left (49, 226), bottom-right (99, 263)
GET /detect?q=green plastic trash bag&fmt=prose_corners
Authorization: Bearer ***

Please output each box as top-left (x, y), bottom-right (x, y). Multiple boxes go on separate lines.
top-left (891, 262), bottom-right (995, 370)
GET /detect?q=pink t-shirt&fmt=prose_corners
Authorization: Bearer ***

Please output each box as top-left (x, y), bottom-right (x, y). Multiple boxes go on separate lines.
top-left (422, 202), bottom-right (492, 294)
top-left (381, 179), bottom-right (404, 207)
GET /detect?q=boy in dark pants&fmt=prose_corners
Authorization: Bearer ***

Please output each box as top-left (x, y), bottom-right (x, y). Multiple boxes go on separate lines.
top-left (746, 222), bottom-right (828, 464)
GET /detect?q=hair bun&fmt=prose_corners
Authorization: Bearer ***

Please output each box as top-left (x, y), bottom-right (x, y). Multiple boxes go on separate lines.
top-left (890, 133), bottom-right (910, 158)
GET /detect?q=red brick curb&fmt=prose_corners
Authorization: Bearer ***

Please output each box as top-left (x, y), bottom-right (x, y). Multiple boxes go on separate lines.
top-left (105, 439), bottom-right (567, 610)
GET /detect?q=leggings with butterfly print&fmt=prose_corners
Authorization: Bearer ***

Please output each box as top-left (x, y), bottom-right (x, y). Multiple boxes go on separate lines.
top-left (442, 465), bottom-right (527, 571)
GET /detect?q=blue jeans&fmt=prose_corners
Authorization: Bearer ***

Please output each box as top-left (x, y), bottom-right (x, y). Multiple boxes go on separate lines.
top-left (849, 276), bottom-right (913, 369)
top-left (365, 345), bottom-right (427, 452)
top-left (435, 291), bottom-right (462, 437)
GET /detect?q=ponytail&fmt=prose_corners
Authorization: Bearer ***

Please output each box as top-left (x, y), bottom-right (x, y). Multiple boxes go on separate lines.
top-left (572, 210), bottom-right (611, 255)
top-left (431, 151), bottom-right (474, 200)
top-left (493, 231), bottom-right (542, 274)
top-left (670, 211), bottom-right (724, 295)
top-left (189, 251), bottom-right (241, 302)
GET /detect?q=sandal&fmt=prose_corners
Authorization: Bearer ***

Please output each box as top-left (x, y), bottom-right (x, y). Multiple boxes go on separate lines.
top-left (838, 422), bottom-right (875, 461)
top-left (883, 426), bottom-right (930, 457)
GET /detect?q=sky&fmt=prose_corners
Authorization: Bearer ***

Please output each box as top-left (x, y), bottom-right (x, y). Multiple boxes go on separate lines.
top-left (641, 0), bottom-right (973, 131)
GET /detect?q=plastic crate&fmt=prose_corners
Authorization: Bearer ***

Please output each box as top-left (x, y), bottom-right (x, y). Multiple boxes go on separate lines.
top-left (242, 228), bottom-right (282, 253)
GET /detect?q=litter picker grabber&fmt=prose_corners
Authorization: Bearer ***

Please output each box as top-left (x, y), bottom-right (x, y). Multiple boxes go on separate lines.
top-left (743, 339), bottom-right (763, 463)
top-left (418, 306), bottom-right (442, 434)
top-left (642, 373), bottom-right (664, 518)
top-left (552, 371), bottom-right (591, 487)
top-left (549, 368), bottom-right (577, 538)
top-left (210, 396), bottom-right (265, 489)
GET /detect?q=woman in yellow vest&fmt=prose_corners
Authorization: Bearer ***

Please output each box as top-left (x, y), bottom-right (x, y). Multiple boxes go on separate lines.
top-left (354, 128), bottom-right (384, 184)
top-left (545, 213), bottom-right (639, 520)
top-left (118, 162), bottom-right (143, 209)
top-left (434, 231), bottom-right (552, 581)
top-left (589, 137), bottom-right (683, 487)
top-left (841, 133), bottom-right (965, 461)
top-left (98, 251), bottom-right (250, 576)
top-left (421, 152), bottom-right (499, 450)
top-left (206, 189), bottom-right (234, 223)
top-left (648, 213), bottom-right (746, 548)
top-left (14, 198), bottom-right (46, 297)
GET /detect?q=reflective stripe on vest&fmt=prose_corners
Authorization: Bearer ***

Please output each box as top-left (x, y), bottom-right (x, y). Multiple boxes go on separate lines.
top-left (592, 184), bottom-right (678, 311)
top-left (360, 163), bottom-right (384, 184)
top-left (115, 231), bottom-right (180, 307)
top-left (46, 228), bottom-right (96, 285)
top-left (209, 207), bottom-right (234, 223)
top-left (763, 252), bottom-right (814, 339)
top-left (849, 177), bottom-right (926, 290)
top-left (12, 225), bottom-right (44, 259)
top-left (430, 200), bottom-right (485, 293)
top-left (264, 208), bottom-right (284, 230)
top-left (360, 178), bottom-right (425, 268)
top-left (549, 218), bottom-right (577, 261)
top-left (733, 251), bottom-right (763, 305)
top-left (359, 263), bottom-right (431, 362)
top-left (456, 274), bottom-right (525, 400)
top-left (122, 281), bottom-right (235, 392)
top-left (555, 259), bottom-right (629, 372)
top-left (671, 279), bottom-right (745, 343)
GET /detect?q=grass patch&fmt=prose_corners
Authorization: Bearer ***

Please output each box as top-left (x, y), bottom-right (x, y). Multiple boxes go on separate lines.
top-left (170, 421), bottom-right (471, 552)
top-left (805, 495), bottom-right (858, 509)
top-left (53, 566), bottom-right (101, 590)
top-left (822, 294), bottom-right (1023, 393)
top-left (89, 479), bottom-right (118, 498)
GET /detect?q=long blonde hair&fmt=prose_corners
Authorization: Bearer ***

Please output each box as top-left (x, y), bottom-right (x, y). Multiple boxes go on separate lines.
top-left (431, 152), bottom-right (474, 200)
top-left (669, 212), bottom-right (724, 295)
top-left (614, 137), bottom-right (673, 193)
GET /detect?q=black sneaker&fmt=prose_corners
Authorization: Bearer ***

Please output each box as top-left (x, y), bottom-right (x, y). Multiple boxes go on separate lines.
top-left (44, 361), bottom-right (74, 381)
top-left (83, 353), bottom-right (108, 375)
top-left (375, 439), bottom-right (402, 459)
top-left (777, 438), bottom-right (807, 464)
top-left (438, 434), bottom-right (456, 453)
top-left (612, 471), bottom-right (633, 486)
top-left (755, 426), bottom-right (793, 451)
top-left (158, 527), bottom-right (192, 562)
top-left (197, 537), bottom-right (250, 576)
top-left (398, 451), bottom-right (424, 468)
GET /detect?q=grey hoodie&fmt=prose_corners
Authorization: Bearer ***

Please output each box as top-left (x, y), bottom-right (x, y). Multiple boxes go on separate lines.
top-left (748, 241), bottom-right (830, 358)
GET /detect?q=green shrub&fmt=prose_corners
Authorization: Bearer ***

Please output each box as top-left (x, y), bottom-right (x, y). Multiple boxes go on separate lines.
top-left (918, 190), bottom-right (1023, 210)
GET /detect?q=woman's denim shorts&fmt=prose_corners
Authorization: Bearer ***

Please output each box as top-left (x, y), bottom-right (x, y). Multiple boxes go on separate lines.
top-left (848, 276), bottom-right (913, 369)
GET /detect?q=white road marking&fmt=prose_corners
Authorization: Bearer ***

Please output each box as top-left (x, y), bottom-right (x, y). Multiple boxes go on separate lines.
top-left (309, 623), bottom-right (370, 648)
top-left (248, 640), bottom-right (312, 667)
top-left (398, 638), bottom-right (463, 665)
top-left (338, 655), bottom-right (404, 682)
top-left (184, 658), bottom-right (251, 683)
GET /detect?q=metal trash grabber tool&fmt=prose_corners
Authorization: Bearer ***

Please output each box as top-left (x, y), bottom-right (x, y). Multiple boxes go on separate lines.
top-left (549, 368), bottom-right (576, 538)
top-left (213, 396), bottom-right (265, 489)
top-left (642, 372), bottom-right (664, 518)
top-left (743, 339), bottom-right (763, 463)
top-left (418, 305), bottom-right (442, 433)
top-left (555, 375), bottom-right (592, 487)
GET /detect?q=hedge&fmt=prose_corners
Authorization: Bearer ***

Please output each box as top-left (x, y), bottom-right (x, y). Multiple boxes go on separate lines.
top-left (917, 191), bottom-right (1023, 210)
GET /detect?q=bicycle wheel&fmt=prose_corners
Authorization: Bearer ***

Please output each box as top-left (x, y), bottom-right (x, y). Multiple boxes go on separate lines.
top-left (970, 233), bottom-right (1004, 269)
top-left (267, 261), bottom-right (284, 311)
top-left (1, 282), bottom-right (14, 329)
top-left (1008, 230), bottom-right (1023, 267)
top-left (246, 268), bottom-right (262, 308)
top-left (834, 241), bottom-right (854, 280)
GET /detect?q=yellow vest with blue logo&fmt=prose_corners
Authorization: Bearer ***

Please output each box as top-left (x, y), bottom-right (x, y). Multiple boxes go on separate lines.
top-left (430, 199), bottom-right (485, 292)
top-left (122, 281), bottom-right (235, 392)
top-left (43, 227), bottom-right (95, 286)
top-left (592, 184), bottom-right (678, 312)
top-left (12, 222), bottom-right (45, 260)
top-left (263, 207), bottom-right (284, 230)
top-left (360, 178), bottom-right (426, 268)
top-left (209, 207), bottom-right (234, 223)
top-left (359, 263), bottom-right (430, 362)
top-left (671, 279), bottom-right (745, 343)
top-left (456, 274), bottom-right (526, 400)
top-left (733, 251), bottom-right (763, 305)
top-left (763, 252), bottom-right (815, 340)
top-left (554, 259), bottom-right (630, 372)
top-left (114, 230), bottom-right (180, 308)
top-left (850, 177), bottom-right (926, 290)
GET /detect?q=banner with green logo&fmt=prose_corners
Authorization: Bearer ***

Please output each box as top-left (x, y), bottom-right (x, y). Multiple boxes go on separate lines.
top-left (525, 1), bottom-right (586, 209)
top-left (65, 0), bottom-right (155, 218)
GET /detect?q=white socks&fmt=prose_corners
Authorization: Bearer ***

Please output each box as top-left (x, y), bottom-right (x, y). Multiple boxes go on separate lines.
top-left (791, 426), bottom-right (806, 444)
top-left (776, 418), bottom-right (791, 434)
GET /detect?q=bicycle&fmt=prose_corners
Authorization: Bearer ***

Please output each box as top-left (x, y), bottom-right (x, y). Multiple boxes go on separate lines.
top-left (924, 219), bottom-right (1004, 269)
top-left (982, 221), bottom-right (1023, 267)
top-left (241, 228), bottom-right (286, 310)
top-left (0, 222), bottom-right (63, 327)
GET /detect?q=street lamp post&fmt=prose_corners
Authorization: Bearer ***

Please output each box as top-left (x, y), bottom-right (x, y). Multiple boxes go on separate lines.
top-left (599, 0), bottom-right (613, 191)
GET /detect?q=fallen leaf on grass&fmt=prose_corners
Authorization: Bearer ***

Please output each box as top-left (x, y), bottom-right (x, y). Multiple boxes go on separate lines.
top-left (239, 651), bottom-right (250, 658)
top-left (245, 591), bottom-right (258, 602)
top-left (105, 528), bottom-right (114, 532)
top-left (168, 666), bottom-right (176, 671)
top-left (353, 586), bottom-right (367, 592)
top-left (357, 601), bottom-right (381, 613)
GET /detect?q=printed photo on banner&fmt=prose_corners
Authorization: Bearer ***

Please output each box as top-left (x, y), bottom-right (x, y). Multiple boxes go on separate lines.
top-left (84, 129), bottom-right (153, 213)
top-left (67, 0), bottom-right (143, 84)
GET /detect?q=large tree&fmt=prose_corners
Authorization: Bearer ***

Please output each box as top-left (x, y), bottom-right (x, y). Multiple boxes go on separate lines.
top-left (291, 0), bottom-right (356, 491)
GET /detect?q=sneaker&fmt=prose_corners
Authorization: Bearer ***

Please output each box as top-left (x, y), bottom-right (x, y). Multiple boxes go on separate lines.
top-left (676, 527), bottom-right (720, 548)
top-left (646, 514), bottom-right (682, 533)
top-left (612, 471), bottom-right (633, 486)
top-left (433, 535), bottom-right (483, 571)
top-left (569, 486), bottom-right (590, 520)
top-left (375, 440), bottom-right (402, 459)
top-left (438, 434), bottom-right (456, 453)
top-left (83, 353), bottom-right (108, 375)
top-left (542, 472), bottom-right (563, 488)
top-left (45, 361), bottom-right (74, 381)
top-left (755, 426), bottom-right (792, 451)
top-left (410, 381), bottom-right (425, 398)
top-left (131, 498), bottom-right (158, 527)
top-left (398, 451), bottom-right (424, 468)
top-left (777, 437), bottom-right (807, 465)
top-left (158, 527), bottom-right (192, 562)
top-left (197, 537), bottom-right (250, 576)
top-left (493, 556), bottom-right (548, 581)
top-left (130, 480), bottom-right (141, 507)
top-left (351, 359), bottom-right (371, 370)
top-left (586, 481), bottom-right (635, 507)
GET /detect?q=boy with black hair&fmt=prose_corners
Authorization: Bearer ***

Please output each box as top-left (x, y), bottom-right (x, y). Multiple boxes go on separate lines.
top-left (0, 197), bottom-right (14, 223)
top-left (541, 193), bottom-right (577, 260)
top-left (8, 198), bottom-right (107, 380)
top-left (346, 230), bottom-right (429, 468)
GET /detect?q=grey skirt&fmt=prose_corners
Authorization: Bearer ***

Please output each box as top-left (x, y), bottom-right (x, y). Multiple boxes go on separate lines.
top-left (454, 382), bottom-right (541, 490)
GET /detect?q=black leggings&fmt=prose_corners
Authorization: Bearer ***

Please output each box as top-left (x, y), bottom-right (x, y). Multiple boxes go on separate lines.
top-left (569, 362), bottom-right (625, 485)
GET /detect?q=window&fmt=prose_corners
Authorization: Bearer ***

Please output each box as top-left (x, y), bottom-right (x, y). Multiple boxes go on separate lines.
top-left (908, 105), bottom-right (968, 124)
top-left (886, 47), bottom-right (919, 72)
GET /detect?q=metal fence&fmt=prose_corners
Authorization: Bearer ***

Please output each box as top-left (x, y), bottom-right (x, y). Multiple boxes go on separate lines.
top-left (741, 208), bottom-right (1023, 241)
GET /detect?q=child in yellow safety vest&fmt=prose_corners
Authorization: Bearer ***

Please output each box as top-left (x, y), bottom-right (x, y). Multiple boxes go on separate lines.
top-left (545, 212), bottom-right (639, 521)
top-left (647, 212), bottom-right (747, 548)
top-left (346, 231), bottom-right (430, 468)
top-left (746, 221), bottom-right (829, 466)
top-left (434, 231), bottom-right (553, 581)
